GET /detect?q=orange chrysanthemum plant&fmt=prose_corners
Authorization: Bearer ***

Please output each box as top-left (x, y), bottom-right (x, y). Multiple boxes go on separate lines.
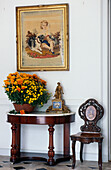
top-left (3, 72), bottom-right (51, 107)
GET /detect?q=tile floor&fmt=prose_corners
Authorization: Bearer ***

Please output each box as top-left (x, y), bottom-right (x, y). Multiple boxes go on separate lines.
top-left (0, 156), bottom-right (111, 170)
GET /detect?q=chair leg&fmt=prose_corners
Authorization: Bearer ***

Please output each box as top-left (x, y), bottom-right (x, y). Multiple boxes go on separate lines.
top-left (80, 142), bottom-right (84, 162)
top-left (98, 141), bottom-right (102, 170)
top-left (72, 141), bottom-right (76, 169)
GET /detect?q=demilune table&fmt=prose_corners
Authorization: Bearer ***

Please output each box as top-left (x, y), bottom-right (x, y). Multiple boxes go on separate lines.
top-left (7, 112), bottom-right (75, 165)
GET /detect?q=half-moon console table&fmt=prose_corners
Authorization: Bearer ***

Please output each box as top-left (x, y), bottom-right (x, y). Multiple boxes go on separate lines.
top-left (7, 112), bottom-right (75, 165)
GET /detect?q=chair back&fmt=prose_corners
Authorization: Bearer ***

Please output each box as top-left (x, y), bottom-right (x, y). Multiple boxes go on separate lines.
top-left (79, 99), bottom-right (104, 132)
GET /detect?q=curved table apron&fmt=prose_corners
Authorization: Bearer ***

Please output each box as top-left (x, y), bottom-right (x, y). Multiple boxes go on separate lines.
top-left (7, 112), bottom-right (75, 165)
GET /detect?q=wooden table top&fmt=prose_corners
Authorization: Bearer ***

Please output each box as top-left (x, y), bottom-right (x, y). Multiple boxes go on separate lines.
top-left (7, 112), bottom-right (75, 125)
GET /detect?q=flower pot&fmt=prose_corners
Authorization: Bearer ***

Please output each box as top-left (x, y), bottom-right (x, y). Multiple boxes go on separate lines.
top-left (13, 103), bottom-right (35, 113)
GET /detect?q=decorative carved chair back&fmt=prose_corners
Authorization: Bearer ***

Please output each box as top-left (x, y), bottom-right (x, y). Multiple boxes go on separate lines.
top-left (79, 98), bottom-right (104, 132)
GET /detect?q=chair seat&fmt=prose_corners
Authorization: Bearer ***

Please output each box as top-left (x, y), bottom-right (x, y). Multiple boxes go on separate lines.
top-left (70, 132), bottom-right (104, 169)
top-left (71, 132), bottom-right (103, 144)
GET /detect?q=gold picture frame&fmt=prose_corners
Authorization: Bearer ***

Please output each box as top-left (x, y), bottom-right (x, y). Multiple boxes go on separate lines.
top-left (52, 99), bottom-right (62, 111)
top-left (16, 4), bottom-right (69, 71)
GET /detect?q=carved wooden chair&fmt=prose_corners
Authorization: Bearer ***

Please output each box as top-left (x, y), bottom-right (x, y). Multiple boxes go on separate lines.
top-left (70, 99), bottom-right (104, 170)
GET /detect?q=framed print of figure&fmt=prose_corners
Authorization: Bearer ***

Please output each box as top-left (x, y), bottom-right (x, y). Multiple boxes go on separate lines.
top-left (16, 4), bottom-right (69, 71)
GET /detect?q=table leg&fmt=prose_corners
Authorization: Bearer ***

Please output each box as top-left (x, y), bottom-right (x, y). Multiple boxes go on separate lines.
top-left (64, 123), bottom-right (70, 156)
top-left (16, 124), bottom-right (20, 157)
top-left (98, 141), bottom-right (102, 170)
top-left (48, 125), bottom-right (55, 165)
top-left (11, 123), bottom-right (17, 162)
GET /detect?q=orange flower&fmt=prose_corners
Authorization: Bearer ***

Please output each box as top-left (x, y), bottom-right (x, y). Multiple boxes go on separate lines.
top-left (12, 86), bottom-right (15, 90)
top-left (20, 110), bottom-right (25, 114)
top-left (22, 73), bottom-right (27, 78)
top-left (33, 74), bottom-right (38, 79)
top-left (11, 76), bottom-right (15, 79)
top-left (40, 79), bottom-right (47, 85)
top-left (16, 74), bottom-right (20, 79)
top-left (6, 88), bottom-right (9, 91)
top-left (7, 75), bottom-right (12, 79)
top-left (15, 72), bottom-right (19, 75)
top-left (20, 73), bottom-right (24, 76)
top-left (21, 86), bottom-right (26, 90)
top-left (17, 79), bottom-right (23, 85)
top-left (14, 81), bottom-right (17, 85)
top-left (11, 79), bottom-right (14, 85)
top-left (17, 87), bottom-right (21, 92)
top-left (4, 81), bottom-right (10, 85)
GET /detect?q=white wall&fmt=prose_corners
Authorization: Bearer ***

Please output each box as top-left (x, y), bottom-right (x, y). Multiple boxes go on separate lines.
top-left (0, 0), bottom-right (109, 162)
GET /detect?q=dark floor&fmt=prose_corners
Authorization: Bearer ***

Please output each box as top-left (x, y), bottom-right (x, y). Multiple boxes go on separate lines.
top-left (0, 156), bottom-right (111, 170)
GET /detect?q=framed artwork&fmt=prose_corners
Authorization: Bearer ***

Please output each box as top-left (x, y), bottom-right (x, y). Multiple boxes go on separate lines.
top-left (86, 106), bottom-right (97, 121)
top-left (16, 4), bottom-right (69, 71)
top-left (52, 99), bottom-right (62, 111)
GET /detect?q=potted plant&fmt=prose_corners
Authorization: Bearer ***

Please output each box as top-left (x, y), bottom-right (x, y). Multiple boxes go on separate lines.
top-left (3, 72), bottom-right (51, 112)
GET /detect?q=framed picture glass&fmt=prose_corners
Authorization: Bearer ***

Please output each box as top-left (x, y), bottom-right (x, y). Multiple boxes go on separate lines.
top-left (86, 106), bottom-right (97, 121)
top-left (52, 99), bottom-right (62, 111)
top-left (16, 4), bottom-right (69, 71)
